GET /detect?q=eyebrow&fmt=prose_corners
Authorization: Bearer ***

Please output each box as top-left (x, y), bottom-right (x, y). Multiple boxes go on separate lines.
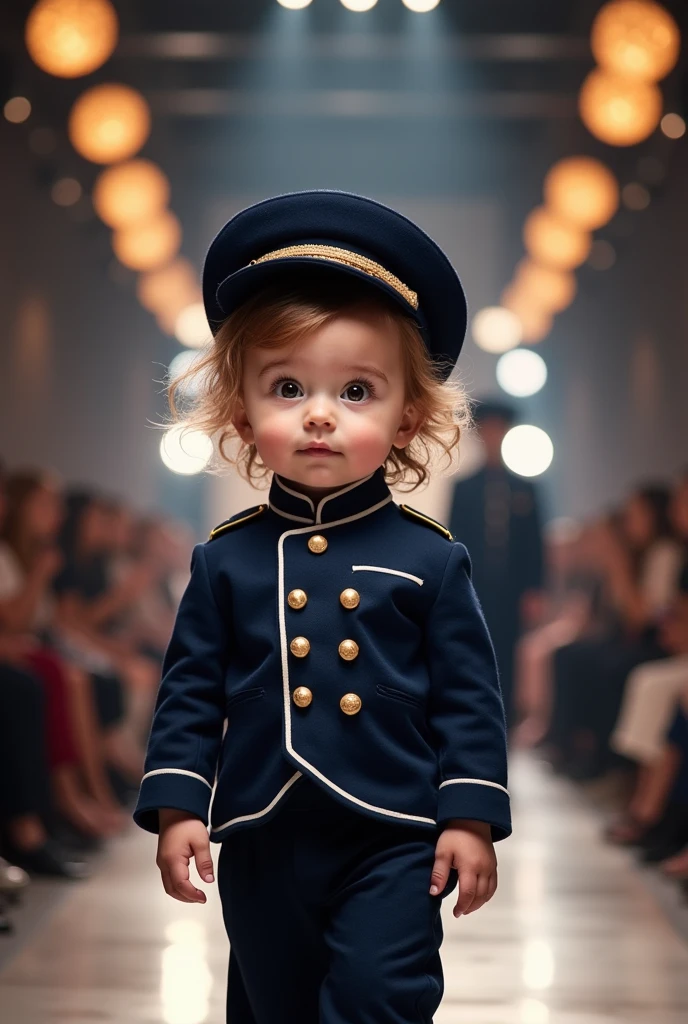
top-left (257, 359), bottom-right (389, 384)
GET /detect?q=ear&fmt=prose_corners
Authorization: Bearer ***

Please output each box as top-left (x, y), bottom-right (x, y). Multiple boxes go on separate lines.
top-left (231, 397), bottom-right (255, 445)
top-left (393, 403), bottom-right (422, 450)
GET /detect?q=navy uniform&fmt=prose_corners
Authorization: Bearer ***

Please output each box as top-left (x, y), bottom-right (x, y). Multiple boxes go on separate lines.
top-left (133, 190), bottom-right (511, 1024)
top-left (447, 400), bottom-right (545, 730)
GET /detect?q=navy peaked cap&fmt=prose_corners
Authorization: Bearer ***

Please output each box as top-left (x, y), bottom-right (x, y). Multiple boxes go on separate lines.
top-left (202, 189), bottom-right (468, 378)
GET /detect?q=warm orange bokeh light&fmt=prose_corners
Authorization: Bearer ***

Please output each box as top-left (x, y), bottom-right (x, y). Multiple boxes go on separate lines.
top-left (523, 207), bottom-right (592, 270)
top-left (591, 0), bottom-right (680, 82)
top-left (513, 260), bottom-right (578, 313)
top-left (579, 68), bottom-right (663, 146)
top-left (68, 83), bottom-right (151, 164)
top-left (25, 0), bottom-right (118, 78)
top-left (93, 159), bottom-right (170, 229)
top-left (136, 259), bottom-right (200, 314)
top-left (112, 210), bottom-right (182, 271)
top-left (544, 157), bottom-right (619, 230)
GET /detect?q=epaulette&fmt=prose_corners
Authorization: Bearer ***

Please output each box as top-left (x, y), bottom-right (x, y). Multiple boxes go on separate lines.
top-left (399, 503), bottom-right (453, 541)
top-left (208, 503), bottom-right (267, 541)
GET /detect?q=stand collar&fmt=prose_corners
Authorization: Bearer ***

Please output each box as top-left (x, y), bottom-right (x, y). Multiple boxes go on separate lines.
top-left (268, 465), bottom-right (392, 526)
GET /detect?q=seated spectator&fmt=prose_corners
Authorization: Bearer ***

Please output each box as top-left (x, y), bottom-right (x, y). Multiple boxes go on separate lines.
top-left (0, 467), bottom-right (127, 840)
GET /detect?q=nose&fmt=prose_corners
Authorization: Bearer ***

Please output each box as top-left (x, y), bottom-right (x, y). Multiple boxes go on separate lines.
top-left (303, 394), bottom-right (336, 430)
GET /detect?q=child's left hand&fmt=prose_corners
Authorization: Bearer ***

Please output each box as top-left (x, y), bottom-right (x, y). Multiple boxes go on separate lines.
top-left (430, 819), bottom-right (497, 918)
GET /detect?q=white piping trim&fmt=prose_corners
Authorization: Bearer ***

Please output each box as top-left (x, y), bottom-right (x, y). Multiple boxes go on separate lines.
top-left (268, 502), bottom-right (313, 523)
top-left (277, 494), bottom-right (434, 826)
top-left (275, 476), bottom-right (315, 514)
top-left (314, 470), bottom-right (376, 524)
top-left (141, 768), bottom-right (213, 790)
top-left (352, 564), bottom-right (424, 586)
top-left (439, 777), bottom-right (510, 797)
top-left (210, 771), bottom-right (303, 832)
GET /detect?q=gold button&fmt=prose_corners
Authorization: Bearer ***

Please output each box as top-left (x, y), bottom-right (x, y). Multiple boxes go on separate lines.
top-left (340, 693), bottom-right (362, 715)
top-left (290, 636), bottom-right (311, 658)
top-left (340, 588), bottom-right (360, 609)
top-left (287, 589), bottom-right (307, 610)
top-left (338, 639), bottom-right (359, 661)
top-left (293, 686), bottom-right (313, 708)
top-left (307, 534), bottom-right (328, 554)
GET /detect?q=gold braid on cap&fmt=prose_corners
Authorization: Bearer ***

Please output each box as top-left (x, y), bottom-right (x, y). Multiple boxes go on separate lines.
top-left (248, 244), bottom-right (418, 310)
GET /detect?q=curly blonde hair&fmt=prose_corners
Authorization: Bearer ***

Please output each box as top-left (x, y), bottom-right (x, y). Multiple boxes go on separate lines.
top-left (168, 270), bottom-right (471, 492)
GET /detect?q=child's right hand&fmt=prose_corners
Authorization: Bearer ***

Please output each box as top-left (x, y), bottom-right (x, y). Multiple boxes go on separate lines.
top-left (156, 808), bottom-right (215, 904)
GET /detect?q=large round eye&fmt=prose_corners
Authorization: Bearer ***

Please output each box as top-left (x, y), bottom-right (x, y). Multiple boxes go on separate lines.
top-left (342, 382), bottom-right (370, 403)
top-left (274, 380), bottom-right (302, 399)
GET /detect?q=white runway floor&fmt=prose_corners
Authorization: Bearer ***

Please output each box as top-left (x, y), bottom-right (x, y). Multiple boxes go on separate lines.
top-left (2, 748), bottom-right (688, 1024)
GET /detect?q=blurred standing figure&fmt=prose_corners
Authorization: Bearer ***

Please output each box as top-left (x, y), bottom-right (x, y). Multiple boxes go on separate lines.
top-left (446, 399), bottom-right (545, 730)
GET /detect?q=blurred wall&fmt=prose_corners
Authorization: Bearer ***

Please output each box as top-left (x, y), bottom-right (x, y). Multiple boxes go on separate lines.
top-left (0, 121), bottom-right (166, 512)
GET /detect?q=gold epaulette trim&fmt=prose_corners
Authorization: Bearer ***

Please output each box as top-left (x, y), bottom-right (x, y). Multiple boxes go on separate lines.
top-left (208, 504), bottom-right (267, 541)
top-left (248, 244), bottom-right (418, 310)
top-left (399, 504), bottom-right (453, 541)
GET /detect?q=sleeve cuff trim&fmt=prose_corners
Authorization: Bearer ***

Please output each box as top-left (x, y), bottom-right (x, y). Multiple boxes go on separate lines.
top-left (439, 777), bottom-right (509, 797)
top-left (141, 768), bottom-right (213, 791)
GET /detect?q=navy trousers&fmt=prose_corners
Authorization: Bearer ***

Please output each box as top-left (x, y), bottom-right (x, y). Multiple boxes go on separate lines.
top-left (217, 774), bottom-right (459, 1023)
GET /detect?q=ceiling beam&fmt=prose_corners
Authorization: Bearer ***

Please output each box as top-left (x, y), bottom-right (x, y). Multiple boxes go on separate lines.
top-left (117, 32), bottom-right (590, 62)
top-left (148, 89), bottom-right (578, 118)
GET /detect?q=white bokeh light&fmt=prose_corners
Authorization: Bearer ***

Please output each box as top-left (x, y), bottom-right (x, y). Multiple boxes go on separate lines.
top-left (168, 349), bottom-right (207, 401)
top-left (471, 306), bottom-right (522, 354)
top-left (502, 425), bottom-right (553, 478)
top-left (340, 0), bottom-right (378, 10)
top-left (277, 0), bottom-right (313, 7)
top-left (160, 426), bottom-right (213, 476)
top-left (402, 0), bottom-right (441, 10)
top-left (496, 349), bottom-right (548, 397)
top-left (175, 302), bottom-right (211, 349)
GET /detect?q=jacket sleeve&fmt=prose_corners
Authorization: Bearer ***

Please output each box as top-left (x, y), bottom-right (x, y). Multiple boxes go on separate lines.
top-left (132, 542), bottom-right (229, 835)
top-left (426, 541), bottom-right (512, 842)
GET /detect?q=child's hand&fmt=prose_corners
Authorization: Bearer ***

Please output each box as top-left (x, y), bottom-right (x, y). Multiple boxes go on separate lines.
top-left (156, 808), bottom-right (215, 904)
top-left (430, 818), bottom-right (497, 918)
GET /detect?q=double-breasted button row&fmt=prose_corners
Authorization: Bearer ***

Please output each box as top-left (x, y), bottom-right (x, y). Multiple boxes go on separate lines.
top-left (289, 635), bottom-right (358, 661)
top-left (288, 587), bottom-right (360, 611)
top-left (291, 687), bottom-right (362, 715)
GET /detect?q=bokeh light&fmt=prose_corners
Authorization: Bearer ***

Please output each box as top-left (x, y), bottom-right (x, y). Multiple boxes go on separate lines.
top-left (401, 0), bottom-right (442, 10)
top-left (93, 159), bottom-right (170, 229)
top-left (25, 0), bottom-right (119, 78)
top-left (544, 157), bottom-right (619, 230)
top-left (523, 207), bottom-right (591, 270)
top-left (168, 349), bottom-right (208, 402)
top-left (175, 303), bottom-right (211, 349)
top-left (112, 210), bottom-right (182, 271)
top-left (160, 426), bottom-right (213, 476)
top-left (496, 349), bottom-right (548, 398)
top-left (513, 260), bottom-right (577, 313)
top-left (502, 425), bottom-right (554, 477)
top-left (276, 0), bottom-right (313, 7)
top-left (68, 83), bottom-right (151, 163)
top-left (136, 259), bottom-right (199, 314)
top-left (51, 177), bottom-right (82, 206)
top-left (471, 307), bottom-right (522, 354)
top-left (4, 97), bottom-right (32, 123)
top-left (661, 113), bottom-right (686, 139)
top-left (591, 0), bottom-right (680, 82)
top-left (621, 182), bottom-right (651, 210)
top-left (340, 0), bottom-right (378, 10)
top-left (579, 69), bottom-right (662, 146)
top-left (501, 287), bottom-right (555, 344)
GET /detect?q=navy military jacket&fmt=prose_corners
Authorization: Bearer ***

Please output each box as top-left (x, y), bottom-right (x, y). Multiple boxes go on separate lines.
top-left (132, 466), bottom-right (512, 843)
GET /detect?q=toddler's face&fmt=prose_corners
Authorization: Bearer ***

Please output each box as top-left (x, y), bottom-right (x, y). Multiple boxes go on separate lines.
top-left (233, 305), bottom-right (420, 494)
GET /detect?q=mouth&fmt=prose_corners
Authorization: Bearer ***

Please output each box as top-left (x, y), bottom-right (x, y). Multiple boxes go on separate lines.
top-left (297, 445), bottom-right (341, 457)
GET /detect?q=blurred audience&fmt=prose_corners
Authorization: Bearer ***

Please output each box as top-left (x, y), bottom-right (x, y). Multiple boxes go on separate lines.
top-left (0, 456), bottom-right (192, 927)
top-left (515, 468), bottom-right (688, 902)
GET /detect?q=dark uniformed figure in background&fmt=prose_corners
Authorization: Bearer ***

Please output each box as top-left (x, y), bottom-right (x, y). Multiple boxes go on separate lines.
top-left (447, 399), bottom-right (545, 732)
top-left (133, 191), bottom-right (512, 1024)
